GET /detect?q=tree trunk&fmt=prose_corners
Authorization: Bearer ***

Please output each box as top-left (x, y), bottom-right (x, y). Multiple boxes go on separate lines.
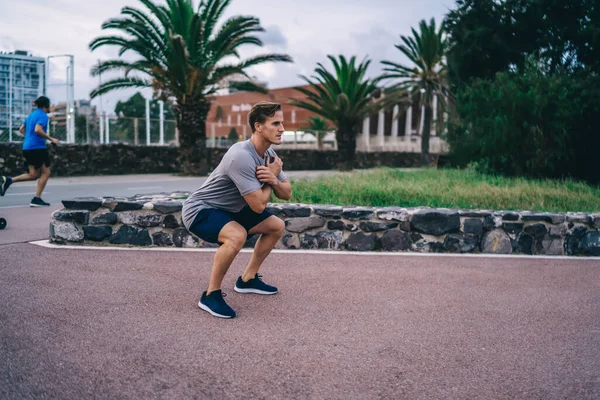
top-left (317, 131), bottom-right (323, 150)
top-left (421, 103), bottom-right (433, 156)
top-left (335, 124), bottom-right (357, 170)
top-left (176, 99), bottom-right (211, 175)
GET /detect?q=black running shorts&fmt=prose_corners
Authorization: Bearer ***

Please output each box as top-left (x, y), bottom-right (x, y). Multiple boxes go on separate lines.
top-left (22, 149), bottom-right (51, 170)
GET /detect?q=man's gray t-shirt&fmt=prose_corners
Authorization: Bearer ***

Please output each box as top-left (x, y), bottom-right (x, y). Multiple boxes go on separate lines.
top-left (182, 140), bottom-right (287, 229)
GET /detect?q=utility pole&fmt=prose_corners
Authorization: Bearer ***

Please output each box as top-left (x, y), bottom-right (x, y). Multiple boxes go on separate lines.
top-left (98, 58), bottom-right (103, 144)
top-left (47, 54), bottom-right (75, 142)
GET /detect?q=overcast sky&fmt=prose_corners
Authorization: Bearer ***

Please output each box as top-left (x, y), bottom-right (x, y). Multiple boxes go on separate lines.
top-left (0, 0), bottom-right (451, 112)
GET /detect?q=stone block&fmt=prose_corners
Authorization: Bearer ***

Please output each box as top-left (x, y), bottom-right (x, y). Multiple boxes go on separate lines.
top-left (109, 226), bottom-right (151, 246)
top-left (285, 217), bottom-right (325, 233)
top-left (153, 201), bottom-right (183, 214)
top-left (91, 212), bottom-right (118, 225)
top-left (381, 230), bottom-right (412, 251)
top-left (61, 197), bottom-right (102, 211)
top-left (345, 232), bottom-right (377, 251)
top-left (481, 230), bottom-right (512, 254)
top-left (411, 209), bottom-right (460, 235)
top-left (83, 226), bottom-right (113, 241)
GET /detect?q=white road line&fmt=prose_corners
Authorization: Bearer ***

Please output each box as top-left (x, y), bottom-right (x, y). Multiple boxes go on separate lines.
top-left (5, 192), bottom-right (48, 196)
top-left (0, 205), bottom-right (29, 209)
top-left (28, 240), bottom-right (600, 261)
top-left (127, 186), bottom-right (163, 190)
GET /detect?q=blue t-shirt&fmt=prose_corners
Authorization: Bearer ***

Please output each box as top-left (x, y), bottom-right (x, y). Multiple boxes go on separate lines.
top-left (22, 109), bottom-right (49, 150)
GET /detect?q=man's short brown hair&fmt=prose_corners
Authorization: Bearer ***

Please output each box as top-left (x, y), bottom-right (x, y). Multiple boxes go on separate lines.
top-left (248, 102), bottom-right (281, 133)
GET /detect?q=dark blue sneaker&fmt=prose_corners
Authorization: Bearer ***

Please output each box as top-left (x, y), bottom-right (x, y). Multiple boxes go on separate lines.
top-left (234, 274), bottom-right (278, 295)
top-left (30, 197), bottom-right (50, 207)
top-left (0, 176), bottom-right (11, 196)
top-left (198, 290), bottom-right (236, 318)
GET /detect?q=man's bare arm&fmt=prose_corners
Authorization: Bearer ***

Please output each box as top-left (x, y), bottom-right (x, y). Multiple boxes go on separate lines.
top-left (271, 179), bottom-right (292, 200)
top-left (243, 185), bottom-right (273, 213)
top-left (256, 167), bottom-right (292, 201)
top-left (259, 156), bottom-right (291, 200)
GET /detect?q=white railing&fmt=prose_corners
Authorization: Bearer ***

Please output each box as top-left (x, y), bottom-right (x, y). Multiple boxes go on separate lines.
top-left (0, 108), bottom-right (178, 146)
top-left (356, 134), bottom-right (449, 153)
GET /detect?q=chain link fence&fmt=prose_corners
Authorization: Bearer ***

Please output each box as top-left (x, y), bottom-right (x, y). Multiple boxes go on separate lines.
top-left (0, 109), bottom-right (178, 146)
top-left (205, 123), bottom-right (337, 150)
top-left (1, 109), bottom-right (340, 150)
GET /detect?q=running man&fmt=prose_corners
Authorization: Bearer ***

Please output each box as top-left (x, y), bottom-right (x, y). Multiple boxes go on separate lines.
top-left (182, 102), bottom-right (292, 318)
top-left (0, 96), bottom-right (59, 206)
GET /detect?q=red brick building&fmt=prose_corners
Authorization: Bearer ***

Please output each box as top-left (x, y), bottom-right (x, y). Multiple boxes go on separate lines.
top-left (206, 84), bottom-right (328, 139)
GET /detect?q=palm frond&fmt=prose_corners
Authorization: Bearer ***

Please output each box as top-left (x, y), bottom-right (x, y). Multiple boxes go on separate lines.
top-left (225, 80), bottom-right (269, 94)
top-left (291, 54), bottom-right (385, 133)
top-left (381, 17), bottom-right (450, 110)
top-left (89, 0), bottom-right (291, 103)
top-left (90, 77), bottom-right (151, 98)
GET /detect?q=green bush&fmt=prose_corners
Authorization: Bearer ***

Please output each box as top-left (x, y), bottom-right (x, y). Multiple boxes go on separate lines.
top-left (446, 62), bottom-right (600, 183)
top-left (228, 127), bottom-right (239, 143)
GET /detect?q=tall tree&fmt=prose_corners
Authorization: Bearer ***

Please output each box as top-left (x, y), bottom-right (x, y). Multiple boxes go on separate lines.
top-left (115, 92), bottom-right (175, 119)
top-left (445, 0), bottom-right (599, 87)
top-left (304, 116), bottom-right (328, 148)
top-left (305, 116), bottom-right (328, 131)
top-left (290, 55), bottom-right (394, 170)
top-left (445, 0), bottom-right (600, 183)
top-left (382, 18), bottom-right (450, 155)
top-left (89, 0), bottom-right (292, 174)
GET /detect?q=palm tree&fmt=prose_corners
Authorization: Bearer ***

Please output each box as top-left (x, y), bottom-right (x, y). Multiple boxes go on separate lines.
top-left (290, 55), bottom-right (396, 170)
top-left (304, 116), bottom-right (328, 148)
top-left (214, 105), bottom-right (225, 124)
top-left (89, 0), bottom-right (292, 174)
top-left (381, 18), bottom-right (450, 155)
top-left (305, 116), bottom-right (328, 131)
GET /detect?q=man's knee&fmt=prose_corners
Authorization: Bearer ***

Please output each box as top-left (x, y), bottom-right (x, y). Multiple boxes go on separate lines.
top-left (269, 217), bottom-right (285, 237)
top-left (42, 167), bottom-right (51, 177)
top-left (222, 230), bottom-right (247, 250)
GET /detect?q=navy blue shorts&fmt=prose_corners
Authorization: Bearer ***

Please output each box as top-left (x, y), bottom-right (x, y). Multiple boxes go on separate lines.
top-left (188, 205), bottom-right (273, 244)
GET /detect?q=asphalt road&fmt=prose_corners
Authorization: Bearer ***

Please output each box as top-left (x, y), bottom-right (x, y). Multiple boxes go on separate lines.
top-left (1, 244), bottom-right (599, 399)
top-left (0, 171), bottom-right (342, 209)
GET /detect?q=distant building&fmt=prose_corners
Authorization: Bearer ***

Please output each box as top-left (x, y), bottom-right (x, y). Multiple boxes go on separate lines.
top-left (207, 84), bottom-right (329, 139)
top-left (214, 73), bottom-right (268, 96)
top-left (51, 99), bottom-right (96, 128)
top-left (0, 50), bottom-right (46, 139)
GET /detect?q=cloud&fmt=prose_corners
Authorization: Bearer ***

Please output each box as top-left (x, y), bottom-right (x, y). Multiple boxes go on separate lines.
top-left (347, 27), bottom-right (402, 78)
top-left (0, 36), bottom-right (20, 52)
top-left (260, 25), bottom-right (288, 49)
top-left (0, 0), bottom-right (450, 111)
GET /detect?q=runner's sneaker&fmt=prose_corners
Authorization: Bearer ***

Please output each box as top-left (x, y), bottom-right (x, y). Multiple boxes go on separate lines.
top-left (30, 197), bottom-right (50, 207)
top-left (198, 290), bottom-right (236, 319)
top-left (0, 176), bottom-right (11, 196)
top-left (234, 274), bottom-right (278, 295)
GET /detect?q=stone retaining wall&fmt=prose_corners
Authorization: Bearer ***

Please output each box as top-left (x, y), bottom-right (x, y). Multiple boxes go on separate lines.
top-left (0, 143), bottom-right (445, 177)
top-left (49, 194), bottom-right (600, 256)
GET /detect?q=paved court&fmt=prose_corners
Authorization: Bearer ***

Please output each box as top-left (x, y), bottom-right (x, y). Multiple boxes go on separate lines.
top-left (1, 243), bottom-right (599, 399)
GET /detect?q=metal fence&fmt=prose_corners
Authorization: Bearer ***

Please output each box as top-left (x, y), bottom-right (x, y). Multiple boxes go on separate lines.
top-left (205, 123), bottom-right (337, 150)
top-left (0, 110), bottom-right (178, 146)
top-left (1, 109), bottom-right (346, 150)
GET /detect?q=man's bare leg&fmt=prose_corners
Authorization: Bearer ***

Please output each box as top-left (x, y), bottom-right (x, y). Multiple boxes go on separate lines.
top-left (35, 165), bottom-right (51, 198)
top-left (207, 221), bottom-right (247, 294)
top-left (11, 165), bottom-right (40, 183)
top-left (241, 216), bottom-right (285, 282)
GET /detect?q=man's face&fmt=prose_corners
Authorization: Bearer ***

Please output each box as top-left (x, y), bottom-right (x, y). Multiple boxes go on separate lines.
top-left (256, 110), bottom-right (285, 145)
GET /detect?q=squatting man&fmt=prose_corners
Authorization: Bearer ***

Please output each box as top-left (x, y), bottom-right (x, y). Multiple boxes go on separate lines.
top-left (182, 102), bottom-right (292, 319)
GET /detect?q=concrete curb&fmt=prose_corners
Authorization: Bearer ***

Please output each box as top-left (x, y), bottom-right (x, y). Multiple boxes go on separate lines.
top-left (30, 240), bottom-right (600, 262)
